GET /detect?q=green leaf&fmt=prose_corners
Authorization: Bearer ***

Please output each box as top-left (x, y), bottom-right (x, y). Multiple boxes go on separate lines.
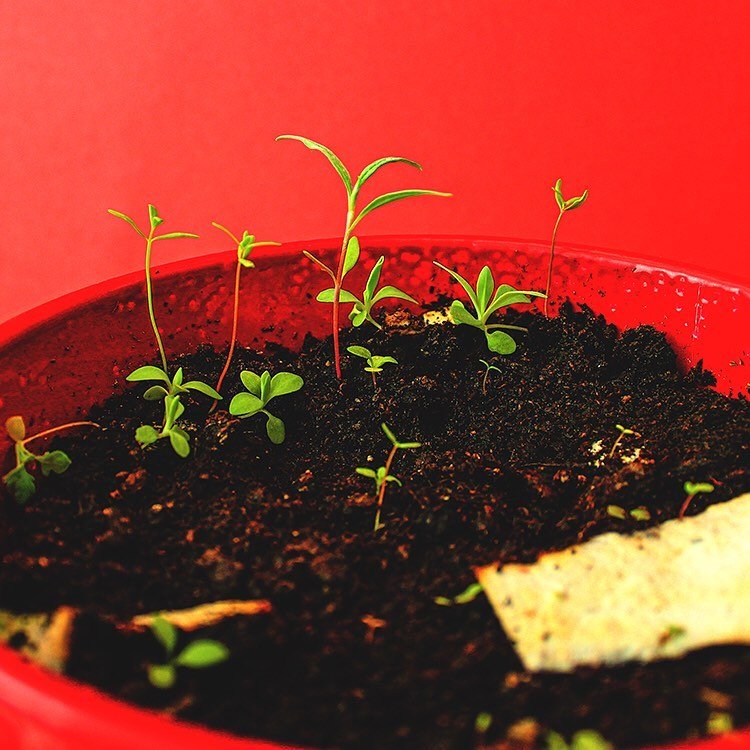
top-left (172, 368), bottom-right (184, 388)
top-left (316, 288), bottom-right (360, 304)
top-left (166, 395), bottom-right (185, 423)
top-left (148, 663), bottom-right (176, 689)
top-left (371, 285), bottom-right (418, 305)
top-left (148, 204), bottom-right (164, 229)
top-left (259, 371), bottom-right (271, 402)
top-left (135, 425), bottom-right (160, 446)
top-left (397, 441), bottom-right (421, 450)
top-left (352, 189), bottom-right (451, 230)
top-left (485, 330), bottom-right (517, 355)
top-left (127, 366), bottom-right (170, 384)
top-left (350, 309), bottom-right (368, 327)
top-left (370, 356), bottom-right (397, 368)
top-left (108, 209), bottom-right (145, 238)
top-left (381, 424), bottom-right (398, 445)
top-left (433, 262), bottom-right (480, 313)
top-left (385, 475), bottom-right (403, 486)
top-left (630, 507), bottom-right (651, 521)
top-left (547, 731), bottom-right (570, 750)
top-left (475, 712), bottom-right (493, 735)
top-left (303, 251), bottom-right (335, 280)
top-left (229, 392), bottom-right (264, 417)
top-left (143, 385), bottom-right (169, 401)
top-left (570, 729), bottom-right (611, 750)
top-left (607, 505), bottom-right (627, 519)
top-left (4, 465), bottom-right (36, 503)
top-left (564, 189), bottom-right (589, 212)
top-left (356, 467), bottom-right (377, 479)
top-left (684, 481), bottom-right (714, 495)
top-left (454, 582), bottom-right (484, 604)
top-left (552, 179), bottom-right (565, 211)
top-left (449, 300), bottom-right (480, 327)
top-left (150, 616), bottom-right (178, 655)
top-left (5, 415), bottom-right (26, 442)
top-left (342, 236), bottom-right (360, 277)
top-left (37, 450), bottom-right (71, 476)
top-left (347, 345), bottom-right (371, 359)
top-left (269, 372), bottom-right (304, 399)
top-left (485, 289), bottom-right (544, 319)
top-left (183, 381), bottom-right (222, 399)
top-left (364, 257), bottom-right (385, 302)
top-left (168, 429), bottom-right (190, 458)
top-left (154, 232), bottom-right (200, 241)
top-left (238, 258), bottom-right (255, 269)
top-left (239, 370), bottom-right (262, 397)
top-left (175, 639), bottom-right (230, 669)
top-left (352, 156), bottom-right (422, 200)
top-left (265, 413), bottom-right (285, 444)
top-left (475, 266), bottom-right (494, 313)
top-left (276, 135), bottom-right (352, 195)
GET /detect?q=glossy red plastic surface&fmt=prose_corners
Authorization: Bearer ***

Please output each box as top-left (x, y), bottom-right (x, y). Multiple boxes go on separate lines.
top-left (0, 237), bottom-right (749, 750)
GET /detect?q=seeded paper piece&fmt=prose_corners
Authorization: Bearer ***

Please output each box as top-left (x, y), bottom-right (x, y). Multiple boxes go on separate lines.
top-left (130, 599), bottom-right (271, 631)
top-left (476, 495), bottom-right (750, 672)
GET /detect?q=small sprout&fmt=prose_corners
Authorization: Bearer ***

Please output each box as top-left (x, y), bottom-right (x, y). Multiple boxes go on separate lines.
top-left (547, 730), bottom-right (612, 750)
top-left (127, 366), bottom-right (221, 458)
top-left (2, 416), bottom-right (99, 503)
top-left (147, 616), bottom-right (229, 689)
top-left (479, 359), bottom-right (501, 394)
top-left (630, 506), bottom-right (651, 521)
top-left (606, 505), bottom-right (626, 520)
top-left (346, 345), bottom-right (398, 388)
top-left (278, 134), bottom-right (450, 379)
top-left (434, 582), bottom-right (484, 607)
top-left (707, 711), bottom-right (734, 736)
top-left (356, 423), bottom-right (421, 532)
top-left (433, 262), bottom-right (544, 354)
top-left (229, 370), bottom-right (304, 444)
top-left (544, 179), bottom-right (589, 317)
top-left (210, 222), bottom-right (281, 403)
top-left (608, 423), bottom-right (638, 459)
top-left (659, 624), bottom-right (687, 647)
top-left (475, 712), bottom-right (493, 735)
top-left (318, 254), bottom-right (418, 330)
top-left (680, 481), bottom-right (714, 519)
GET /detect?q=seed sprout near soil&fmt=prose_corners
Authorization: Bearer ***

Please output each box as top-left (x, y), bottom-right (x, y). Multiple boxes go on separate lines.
top-left (680, 481), bottom-right (715, 518)
top-left (347, 345), bottom-right (398, 388)
top-left (2, 416), bottom-right (99, 503)
top-left (277, 134), bottom-right (450, 379)
top-left (609, 423), bottom-right (638, 459)
top-left (479, 358), bottom-right (501, 394)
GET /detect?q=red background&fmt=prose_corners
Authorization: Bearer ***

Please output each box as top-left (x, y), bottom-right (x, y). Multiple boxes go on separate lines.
top-left (1, 0), bottom-right (749, 323)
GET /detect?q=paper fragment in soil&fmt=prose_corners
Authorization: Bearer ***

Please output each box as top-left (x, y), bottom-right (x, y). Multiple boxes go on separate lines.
top-left (476, 494), bottom-right (750, 672)
top-left (130, 599), bottom-right (271, 630)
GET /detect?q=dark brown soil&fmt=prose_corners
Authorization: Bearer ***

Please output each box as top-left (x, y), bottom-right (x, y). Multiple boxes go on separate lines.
top-left (2, 304), bottom-right (750, 749)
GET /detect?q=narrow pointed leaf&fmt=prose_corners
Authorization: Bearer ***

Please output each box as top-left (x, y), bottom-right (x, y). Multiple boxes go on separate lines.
top-left (259, 371), bottom-right (271, 403)
top-left (276, 135), bottom-right (352, 194)
top-left (476, 267), bottom-right (494, 312)
top-left (352, 157), bottom-right (422, 199)
top-left (316, 288), bottom-right (360, 304)
top-left (269, 372), bottom-right (304, 399)
top-left (342, 236), bottom-right (360, 277)
top-left (183, 381), bottom-right (222, 399)
top-left (148, 204), bottom-right (163, 229)
top-left (433, 262), bottom-right (480, 312)
top-left (381, 423), bottom-right (398, 445)
top-left (154, 232), bottom-right (200, 241)
top-left (552, 179), bottom-right (565, 211)
top-left (175, 640), bottom-right (229, 668)
top-left (352, 189), bottom-right (451, 229)
top-left (108, 209), bottom-right (145, 238)
top-left (356, 467), bottom-right (377, 479)
top-left (364, 257), bottom-right (385, 302)
top-left (371, 285), bottom-right (417, 305)
top-left (229, 392), bottom-right (263, 416)
top-left (303, 251), bottom-right (335, 280)
top-left (150, 616), bottom-right (178, 655)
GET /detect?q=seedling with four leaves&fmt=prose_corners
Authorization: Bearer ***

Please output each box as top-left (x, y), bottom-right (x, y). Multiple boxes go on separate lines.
top-left (2, 416), bottom-right (99, 503)
top-left (229, 370), bottom-right (304, 444)
top-left (347, 345), bottom-right (398, 388)
top-left (356, 423), bottom-right (421, 532)
top-left (433, 262), bottom-right (545, 354)
top-left (147, 615), bottom-right (229, 689)
top-left (277, 134), bottom-right (449, 379)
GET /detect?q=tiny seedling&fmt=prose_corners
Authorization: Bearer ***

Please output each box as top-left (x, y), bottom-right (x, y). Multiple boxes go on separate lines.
top-left (475, 712), bottom-right (493, 736)
top-left (707, 711), bottom-right (734, 736)
top-left (547, 729), bottom-right (612, 750)
top-left (277, 135), bottom-right (450, 379)
top-left (347, 345), bottom-right (398, 388)
top-left (544, 179), bottom-right (588, 317)
top-left (680, 481), bottom-right (714, 519)
top-left (356, 423), bottom-right (420, 532)
top-left (2, 416), bottom-right (99, 503)
top-left (434, 582), bottom-right (484, 607)
top-left (108, 205), bottom-right (199, 372)
top-left (607, 505), bottom-right (651, 522)
top-left (210, 222), bottom-right (281, 401)
top-left (229, 370), bottom-right (304, 444)
top-left (147, 616), bottom-right (229, 689)
top-left (479, 359), bottom-right (501, 394)
top-left (433, 262), bottom-right (545, 354)
top-left (608, 423), bottom-right (637, 459)
top-left (317, 254), bottom-right (417, 330)
top-left (127, 366), bottom-right (221, 457)
top-left (659, 624), bottom-right (687, 647)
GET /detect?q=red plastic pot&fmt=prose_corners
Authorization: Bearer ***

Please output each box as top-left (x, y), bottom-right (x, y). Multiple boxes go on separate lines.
top-left (0, 237), bottom-right (748, 750)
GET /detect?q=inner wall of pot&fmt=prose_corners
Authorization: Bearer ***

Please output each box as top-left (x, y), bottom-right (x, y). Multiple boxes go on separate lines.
top-left (1, 238), bottom-right (748, 460)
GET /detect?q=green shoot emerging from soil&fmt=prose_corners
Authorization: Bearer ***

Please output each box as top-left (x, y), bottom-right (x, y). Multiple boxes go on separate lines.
top-left (229, 370), bottom-right (304, 444)
top-left (547, 729), bottom-right (612, 750)
top-left (433, 262), bottom-right (545, 354)
top-left (108, 205), bottom-right (199, 372)
top-left (608, 423), bottom-right (638, 459)
top-left (2, 416), bottom-right (99, 503)
top-left (147, 616), bottom-right (229, 689)
top-left (479, 359), bottom-right (501, 394)
top-left (127, 366), bottom-right (221, 457)
top-left (347, 345), bottom-right (398, 389)
top-left (680, 480), bottom-right (714, 518)
top-left (434, 582), bottom-right (484, 607)
top-left (318, 253), bottom-right (417, 330)
top-left (544, 179), bottom-right (588, 317)
top-left (356, 423), bottom-right (421, 532)
top-left (211, 222), bottom-right (281, 403)
top-left (277, 135), bottom-right (450, 379)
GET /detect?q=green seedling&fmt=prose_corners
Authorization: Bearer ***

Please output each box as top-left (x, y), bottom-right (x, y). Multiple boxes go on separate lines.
top-left (229, 370), bottom-right (304, 444)
top-left (707, 711), bottom-right (734, 736)
top-left (317, 254), bottom-right (418, 330)
top-left (127, 366), bottom-right (221, 457)
top-left (346, 345), bottom-right (398, 388)
top-left (210, 222), bottom-right (281, 403)
top-left (356, 423), bottom-right (420, 532)
top-left (108, 205), bottom-right (199, 372)
top-left (547, 729), bottom-right (612, 750)
top-left (479, 359), bottom-right (501, 394)
top-left (608, 423), bottom-right (637, 459)
top-left (147, 616), bottom-right (229, 689)
top-left (2, 416), bottom-right (99, 503)
top-left (680, 481), bottom-right (714, 519)
top-left (659, 624), bottom-right (687, 647)
top-left (433, 262), bottom-right (545, 354)
top-left (544, 179), bottom-right (588, 317)
top-left (277, 135), bottom-right (450, 379)
top-left (434, 582), bottom-right (484, 607)
top-left (475, 712), bottom-right (493, 736)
